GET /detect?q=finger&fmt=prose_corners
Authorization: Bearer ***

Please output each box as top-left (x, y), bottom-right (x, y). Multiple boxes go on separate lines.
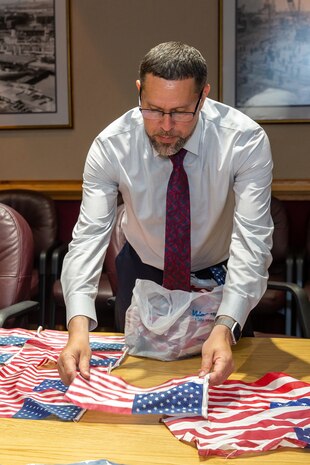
top-left (208, 370), bottom-right (226, 387)
top-left (199, 355), bottom-right (213, 378)
top-left (78, 354), bottom-right (91, 380)
top-left (208, 358), bottom-right (234, 386)
top-left (57, 356), bottom-right (77, 386)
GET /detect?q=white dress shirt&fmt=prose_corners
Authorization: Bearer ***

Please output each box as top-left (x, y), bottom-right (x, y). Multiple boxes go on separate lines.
top-left (61, 98), bottom-right (273, 330)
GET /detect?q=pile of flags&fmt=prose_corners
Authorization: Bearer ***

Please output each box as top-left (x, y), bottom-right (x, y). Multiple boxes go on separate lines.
top-left (163, 372), bottom-right (310, 457)
top-left (64, 369), bottom-right (310, 457)
top-left (0, 328), bottom-right (127, 420)
top-left (1, 328), bottom-right (310, 458)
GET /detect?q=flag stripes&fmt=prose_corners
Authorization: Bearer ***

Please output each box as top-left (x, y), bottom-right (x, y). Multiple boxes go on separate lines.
top-left (0, 328), bottom-right (127, 421)
top-left (64, 372), bottom-right (209, 417)
top-left (163, 372), bottom-right (310, 457)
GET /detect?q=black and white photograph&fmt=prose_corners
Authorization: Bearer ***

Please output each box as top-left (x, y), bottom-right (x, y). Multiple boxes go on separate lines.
top-left (0, 0), bottom-right (71, 129)
top-left (220, 0), bottom-right (310, 122)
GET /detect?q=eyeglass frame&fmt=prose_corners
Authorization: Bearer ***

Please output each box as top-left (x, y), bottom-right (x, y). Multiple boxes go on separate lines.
top-left (139, 88), bottom-right (204, 122)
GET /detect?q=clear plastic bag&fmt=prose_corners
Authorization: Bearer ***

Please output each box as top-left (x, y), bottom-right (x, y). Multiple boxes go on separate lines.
top-left (124, 279), bottom-right (223, 361)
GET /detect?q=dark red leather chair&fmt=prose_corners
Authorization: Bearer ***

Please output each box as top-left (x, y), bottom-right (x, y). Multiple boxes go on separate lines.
top-left (297, 215), bottom-right (310, 298)
top-left (251, 196), bottom-right (292, 334)
top-left (251, 196), bottom-right (310, 337)
top-left (0, 203), bottom-right (38, 327)
top-left (0, 189), bottom-right (58, 326)
top-left (50, 204), bottom-right (126, 329)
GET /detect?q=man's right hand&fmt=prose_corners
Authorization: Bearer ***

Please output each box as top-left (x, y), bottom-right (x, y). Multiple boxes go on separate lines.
top-left (57, 316), bottom-right (91, 385)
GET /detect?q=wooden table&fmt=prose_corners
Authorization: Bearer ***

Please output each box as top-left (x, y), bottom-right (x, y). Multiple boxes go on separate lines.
top-left (0, 337), bottom-right (309, 465)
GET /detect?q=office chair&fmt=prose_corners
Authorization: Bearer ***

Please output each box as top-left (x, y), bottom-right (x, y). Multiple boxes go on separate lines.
top-left (296, 215), bottom-right (310, 300)
top-left (250, 196), bottom-right (295, 335)
top-left (50, 204), bottom-right (126, 329)
top-left (0, 189), bottom-right (58, 326)
top-left (249, 196), bottom-right (310, 338)
top-left (0, 203), bottom-right (39, 327)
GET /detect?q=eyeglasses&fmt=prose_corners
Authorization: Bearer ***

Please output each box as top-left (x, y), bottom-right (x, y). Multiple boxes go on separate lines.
top-left (139, 89), bottom-right (203, 122)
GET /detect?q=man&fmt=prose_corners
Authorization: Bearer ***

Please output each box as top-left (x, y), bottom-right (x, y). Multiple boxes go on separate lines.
top-left (57, 42), bottom-right (273, 387)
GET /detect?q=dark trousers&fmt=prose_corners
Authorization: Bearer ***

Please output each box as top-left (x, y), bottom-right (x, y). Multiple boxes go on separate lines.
top-left (115, 242), bottom-right (164, 331)
top-left (114, 242), bottom-right (253, 336)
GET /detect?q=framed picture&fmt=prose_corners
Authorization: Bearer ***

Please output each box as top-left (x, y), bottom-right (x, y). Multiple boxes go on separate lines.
top-left (0, 0), bottom-right (72, 129)
top-left (219, 0), bottom-right (310, 123)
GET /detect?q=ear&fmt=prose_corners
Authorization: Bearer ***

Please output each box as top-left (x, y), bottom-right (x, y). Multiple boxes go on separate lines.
top-left (202, 84), bottom-right (211, 100)
top-left (136, 80), bottom-right (141, 92)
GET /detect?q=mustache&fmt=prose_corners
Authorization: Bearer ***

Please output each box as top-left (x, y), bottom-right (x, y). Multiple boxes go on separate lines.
top-left (155, 130), bottom-right (177, 137)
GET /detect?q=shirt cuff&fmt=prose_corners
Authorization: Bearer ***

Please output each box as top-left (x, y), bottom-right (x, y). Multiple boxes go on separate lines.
top-left (65, 294), bottom-right (98, 331)
top-left (216, 291), bottom-right (251, 329)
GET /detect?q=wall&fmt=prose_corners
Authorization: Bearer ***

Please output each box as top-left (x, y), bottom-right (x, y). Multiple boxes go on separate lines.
top-left (0, 0), bottom-right (309, 180)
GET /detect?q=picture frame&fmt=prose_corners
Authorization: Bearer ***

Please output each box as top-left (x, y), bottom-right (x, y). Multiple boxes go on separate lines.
top-left (219, 0), bottom-right (310, 123)
top-left (0, 0), bottom-right (72, 129)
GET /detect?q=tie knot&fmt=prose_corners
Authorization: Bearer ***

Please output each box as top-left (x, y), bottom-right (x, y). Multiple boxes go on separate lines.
top-left (170, 148), bottom-right (187, 167)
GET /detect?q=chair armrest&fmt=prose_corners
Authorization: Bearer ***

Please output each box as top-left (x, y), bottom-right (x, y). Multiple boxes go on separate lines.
top-left (267, 281), bottom-right (310, 338)
top-left (0, 301), bottom-right (39, 328)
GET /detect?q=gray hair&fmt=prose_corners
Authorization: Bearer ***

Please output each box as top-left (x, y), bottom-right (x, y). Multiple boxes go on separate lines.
top-left (139, 41), bottom-right (208, 92)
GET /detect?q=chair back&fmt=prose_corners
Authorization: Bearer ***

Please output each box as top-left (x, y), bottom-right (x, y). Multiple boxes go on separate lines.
top-left (250, 196), bottom-right (291, 334)
top-left (269, 196), bottom-right (289, 274)
top-left (0, 189), bottom-right (57, 262)
top-left (0, 203), bottom-right (34, 308)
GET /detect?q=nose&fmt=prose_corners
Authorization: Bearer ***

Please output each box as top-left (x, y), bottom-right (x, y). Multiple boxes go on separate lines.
top-left (160, 113), bottom-right (175, 132)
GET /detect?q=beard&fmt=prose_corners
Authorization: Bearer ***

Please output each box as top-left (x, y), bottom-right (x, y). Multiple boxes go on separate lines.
top-left (147, 131), bottom-right (191, 157)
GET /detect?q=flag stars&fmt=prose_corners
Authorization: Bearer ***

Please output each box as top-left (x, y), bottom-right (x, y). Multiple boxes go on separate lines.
top-left (132, 382), bottom-right (203, 415)
top-left (0, 336), bottom-right (28, 347)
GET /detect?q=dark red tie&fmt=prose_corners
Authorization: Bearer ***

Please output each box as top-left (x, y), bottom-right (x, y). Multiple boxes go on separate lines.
top-left (163, 148), bottom-right (191, 291)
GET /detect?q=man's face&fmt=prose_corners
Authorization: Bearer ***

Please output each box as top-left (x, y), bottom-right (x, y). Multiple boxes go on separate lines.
top-left (137, 74), bottom-right (209, 157)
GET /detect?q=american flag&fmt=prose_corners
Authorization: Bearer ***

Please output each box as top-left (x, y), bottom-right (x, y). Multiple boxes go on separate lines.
top-left (0, 357), bottom-right (82, 420)
top-left (0, 328), bottom-right (127, 368)
top-left (163, 372), bottom-right (310, 457)
top-left (0, 328), bottom-right (128, 421)
top-left (64, 372), bottom-right (209, 417)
